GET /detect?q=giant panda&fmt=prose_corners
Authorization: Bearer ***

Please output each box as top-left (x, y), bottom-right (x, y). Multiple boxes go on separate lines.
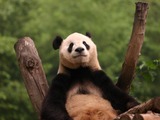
top-left (40, 32), bottom-right (139, 120)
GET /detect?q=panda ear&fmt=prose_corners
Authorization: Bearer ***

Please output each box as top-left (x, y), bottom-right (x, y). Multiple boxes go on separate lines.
top-left (52, 36), bottom-right (63, 50)
top-left (86, 32), bottom-right (91, 38)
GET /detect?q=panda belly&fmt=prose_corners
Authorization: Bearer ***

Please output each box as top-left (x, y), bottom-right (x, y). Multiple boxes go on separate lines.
top-left (66, 81), bottom-right (117, 120)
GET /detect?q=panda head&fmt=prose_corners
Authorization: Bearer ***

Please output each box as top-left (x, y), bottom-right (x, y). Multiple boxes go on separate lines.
top-left (53, 32), bottom-right (101, 74)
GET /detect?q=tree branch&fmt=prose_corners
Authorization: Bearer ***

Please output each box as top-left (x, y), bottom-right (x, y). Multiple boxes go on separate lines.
top-left (116, 2), bottom-right (149, 93)
top-left (115, 97), bottom-right (160, 120)
top-left (14, 37), bottom-right (49, 117)
top-left (121, 97), bottom-right (160, 115)
top-left (115, 112), bottom-right (160, 120)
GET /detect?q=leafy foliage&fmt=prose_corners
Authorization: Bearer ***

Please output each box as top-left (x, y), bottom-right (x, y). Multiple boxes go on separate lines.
top-left (0, 0), bottom-right (159, 119)
top-left (133, 59), bottom-right (160, 101)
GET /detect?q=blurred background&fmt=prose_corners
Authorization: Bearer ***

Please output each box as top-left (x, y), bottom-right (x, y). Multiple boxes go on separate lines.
top-left (0, 0), bottom-right (160, 119)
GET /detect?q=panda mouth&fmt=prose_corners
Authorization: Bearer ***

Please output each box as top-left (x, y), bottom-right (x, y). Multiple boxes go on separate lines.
top-left (73, 55), bottom-right (87, 58)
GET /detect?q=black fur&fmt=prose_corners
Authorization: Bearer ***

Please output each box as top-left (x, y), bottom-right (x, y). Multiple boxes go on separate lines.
top-left (86, 32), bottom-right (91, 38)
top-left (41, 74), bottom-right (72, 120)
top-left (41, 67), bottom-right (139, 120)
top-left (53, 36), bottom-right (63, 50)
top-left (83, 41), bottom-right (90, 50)
top-left (67, 43), bottom-right (74, 53)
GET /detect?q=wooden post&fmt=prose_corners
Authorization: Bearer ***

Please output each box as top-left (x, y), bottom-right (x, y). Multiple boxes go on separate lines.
top-left (116, 2), bottom-right (149, 93)
top-left (14, 37), bottom-right (49, 117)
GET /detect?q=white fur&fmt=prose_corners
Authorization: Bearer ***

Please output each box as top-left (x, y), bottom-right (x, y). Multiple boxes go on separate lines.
top-left (58, 32), bottom-right (101, 74)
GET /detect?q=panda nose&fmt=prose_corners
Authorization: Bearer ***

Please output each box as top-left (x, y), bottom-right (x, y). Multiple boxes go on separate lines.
top-left (75, 47), bottom-right (84, 53)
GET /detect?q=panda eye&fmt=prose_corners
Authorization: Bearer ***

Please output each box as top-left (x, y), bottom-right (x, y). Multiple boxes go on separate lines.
top-left (68, 42), bottom-right (74, 53)
top-left (83, 41), bottom-right (90, 50)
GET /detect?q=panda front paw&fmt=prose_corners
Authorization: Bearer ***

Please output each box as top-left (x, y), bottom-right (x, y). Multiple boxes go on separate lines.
top-left (93, 70), bottom-right (111, 81)
top-left (55, 73), bottom-right (70, 80)
top-left (53, 73), bottom-right (71, 85)
top-left (127, 100), bottom-right (140, 110)
top-left (92, 70), bottom-right (107, 84)
top-left (92, 70), bottom-right (114, 88)
top-left (93, 70), bottom-right (106, 77)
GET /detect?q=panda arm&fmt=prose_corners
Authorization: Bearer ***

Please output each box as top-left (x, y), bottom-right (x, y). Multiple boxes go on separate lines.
top-left (41, 74), bottom-right (72, 120)
top-left (93, 70), bottom-right (139, 112)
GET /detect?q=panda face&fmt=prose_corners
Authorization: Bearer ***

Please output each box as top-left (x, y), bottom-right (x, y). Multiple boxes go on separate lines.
top-left (59, 33), bottom-right (97, 69)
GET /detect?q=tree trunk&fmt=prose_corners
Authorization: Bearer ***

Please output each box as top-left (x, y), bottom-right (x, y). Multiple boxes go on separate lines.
top-left (14, 37), bottom-right (49, 117)
top-left (116, 2), bottom-right (148, 93)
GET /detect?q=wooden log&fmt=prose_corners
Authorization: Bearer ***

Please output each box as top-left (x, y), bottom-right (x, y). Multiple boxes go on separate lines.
top-left (114, 114), bottom-right (133, 120)
top-left (122, 97), bottom-right (160, 114)
top-left (133, 111), bottom-right (160, 120)
top-left (116, 112), bottom-right (160, 120)
top-left (116, 2), bottom-right (149, 93)
top-left (14, 37), bottom-right (49, 117)
top-left (115, 97), bottom-right (160, 120)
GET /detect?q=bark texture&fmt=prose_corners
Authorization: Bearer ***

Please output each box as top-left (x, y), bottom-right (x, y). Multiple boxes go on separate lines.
top-left (116, 2), bottom-right (148, 93)
top-left (14, 37), bottom-right (49, 116)
top-left (115, 97), bottom-right (160, 120)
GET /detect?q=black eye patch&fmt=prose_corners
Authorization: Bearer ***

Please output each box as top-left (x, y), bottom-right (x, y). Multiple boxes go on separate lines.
top-left (83, 41), bottom-right (90, 50)
top-left (68, 42), bottom-right (74, 53)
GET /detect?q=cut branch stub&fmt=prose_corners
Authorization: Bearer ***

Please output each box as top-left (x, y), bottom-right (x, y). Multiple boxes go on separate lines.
top-left (116, 2), bottom-right (148, 93)
top-left (14, 37), bottom-right (49, 116)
